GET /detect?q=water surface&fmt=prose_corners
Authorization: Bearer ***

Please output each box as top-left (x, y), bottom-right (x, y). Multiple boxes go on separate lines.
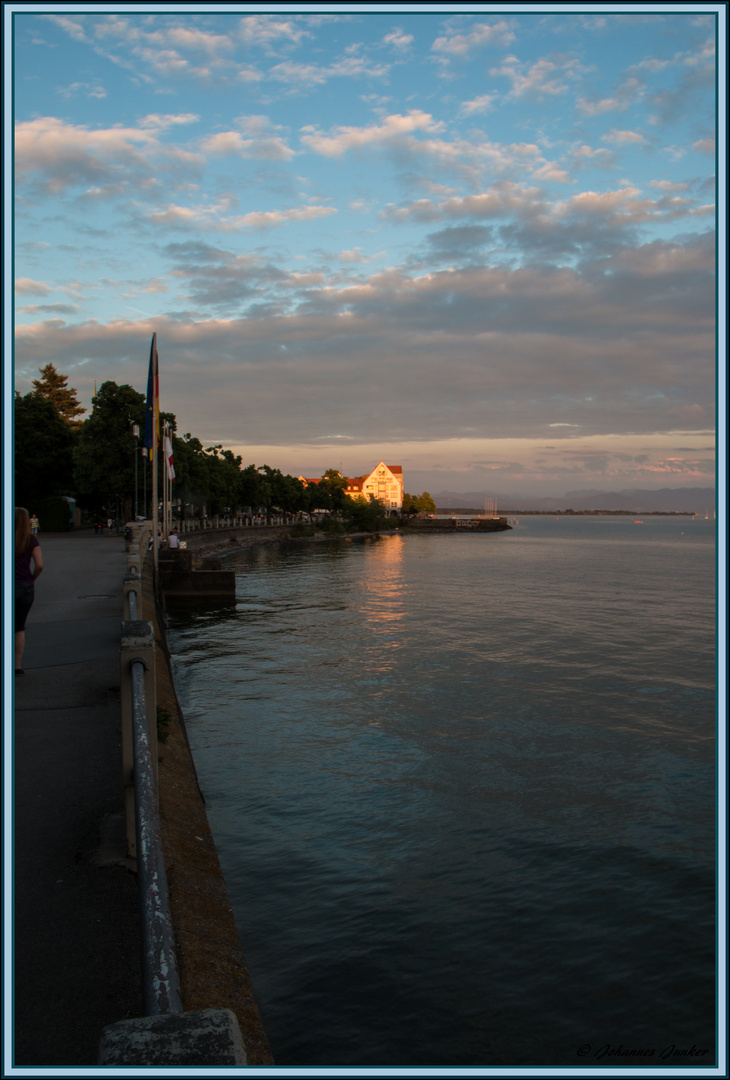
top-left (169, 516), bottom-right (716, 1067)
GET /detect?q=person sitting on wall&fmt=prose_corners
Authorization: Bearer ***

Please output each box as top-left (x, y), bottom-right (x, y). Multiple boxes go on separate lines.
top-left (168, 528), bottom-right (180, 549)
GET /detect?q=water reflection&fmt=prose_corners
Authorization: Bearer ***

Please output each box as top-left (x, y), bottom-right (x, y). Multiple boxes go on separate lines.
top-left (357, 537), bottom-right (409, 680)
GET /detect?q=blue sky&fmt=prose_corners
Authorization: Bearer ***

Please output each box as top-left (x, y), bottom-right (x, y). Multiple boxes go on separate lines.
top-left (9, 3), bottom-right (723, 496)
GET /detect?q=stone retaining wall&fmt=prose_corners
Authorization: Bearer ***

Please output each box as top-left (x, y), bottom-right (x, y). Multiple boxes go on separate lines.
top-left (140, 554), bottom-right (274, 1066)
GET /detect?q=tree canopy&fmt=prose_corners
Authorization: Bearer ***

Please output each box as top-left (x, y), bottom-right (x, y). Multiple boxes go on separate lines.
top-left (402, 491), bottom-right (436, 514)
top-left (311, 469), bottom-right (350, 515)
top-left (344, 495), bottom-right (393, 532)
top-left (14, 391), bottom-right (77, 507)
top-left (73, 381), bottom-right (146, 516)
top-left (31, 363), bottom-right (86, 426)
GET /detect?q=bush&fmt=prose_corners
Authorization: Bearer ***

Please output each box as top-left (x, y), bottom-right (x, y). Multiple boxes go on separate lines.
top-left (344, 495), bottom-right (395, 533)
top-left (317, 516), bottom-right (345, 535)
top-left (290, 522), bottom-right (316, 537)
top-left (34, 495), bottom-right (74, 532)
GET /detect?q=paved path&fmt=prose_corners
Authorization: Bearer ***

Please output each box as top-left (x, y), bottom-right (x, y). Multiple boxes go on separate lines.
top-left (12, 533), bottom-right (142, 1067)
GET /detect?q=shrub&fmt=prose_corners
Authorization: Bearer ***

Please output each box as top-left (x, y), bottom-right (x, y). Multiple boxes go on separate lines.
top-left (34, 495), bottom-right (74, 532)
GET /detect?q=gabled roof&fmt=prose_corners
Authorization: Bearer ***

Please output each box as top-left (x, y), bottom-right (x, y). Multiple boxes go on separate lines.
top-left (364, 462), bottom-right (403, 479)
top-left (299, 464), bottom-right (402, 487)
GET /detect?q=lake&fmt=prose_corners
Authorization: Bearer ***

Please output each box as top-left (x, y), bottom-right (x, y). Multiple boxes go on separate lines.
top-left (168, 515), bottom-right (717, 1068)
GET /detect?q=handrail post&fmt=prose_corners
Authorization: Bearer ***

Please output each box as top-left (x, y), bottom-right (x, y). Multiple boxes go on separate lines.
top-left (120, 620), bottom-right (157, 861)
top-left (127, 544), bottom-right (142, 578)
top-left (123, 571), bottom-right (139, 621)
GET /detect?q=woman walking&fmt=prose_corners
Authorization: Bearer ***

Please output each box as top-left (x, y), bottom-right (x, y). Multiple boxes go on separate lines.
top-left (15, 507), bottom-right (43, 675)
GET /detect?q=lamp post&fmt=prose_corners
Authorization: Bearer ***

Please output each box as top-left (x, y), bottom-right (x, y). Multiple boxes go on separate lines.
top-left (141, 443), bottom-right (147, 519)
top-left (130, 421), bottom-right (140, 518)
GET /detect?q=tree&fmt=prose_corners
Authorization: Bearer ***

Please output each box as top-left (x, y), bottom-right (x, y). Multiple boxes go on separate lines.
top-left (239, 463), bottom-right (264, 511)
top-left (344, 494), bottom-right (390, 532)
top-left (316, 469), bottom-right (350, 515)
top-left (402, 491), bottom-right (436, 515)
top-left (260, 466), bottom-right (308, 516)
top-left (32, 363), bottom-right (86, 426)
top-left (170, 437), bottom-right (248, 517)
top-left (205, 446), bottom-right (244, 515)
top-left (14, 392), bottom-right (77, 507)
top-left (170, 434), bottom-right (210, 516)
top-left (73, 381), bottom-right (145, 516)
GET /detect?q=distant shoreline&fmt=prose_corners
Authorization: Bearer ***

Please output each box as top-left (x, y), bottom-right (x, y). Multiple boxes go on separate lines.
top-left (435, 509), bottom-right (698, 517)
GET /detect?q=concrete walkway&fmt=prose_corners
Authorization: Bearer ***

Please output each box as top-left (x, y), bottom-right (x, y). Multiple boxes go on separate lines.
top-left (12, 532), bottom-right (142, 1067)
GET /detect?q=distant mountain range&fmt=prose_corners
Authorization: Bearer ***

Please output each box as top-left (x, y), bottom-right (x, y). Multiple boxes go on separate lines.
top-left (432, 487), bottom-right (715, 514)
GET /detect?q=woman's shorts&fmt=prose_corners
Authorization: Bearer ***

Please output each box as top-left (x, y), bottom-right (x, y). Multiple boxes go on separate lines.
top-left (15, 582), bottom-right (35, 632)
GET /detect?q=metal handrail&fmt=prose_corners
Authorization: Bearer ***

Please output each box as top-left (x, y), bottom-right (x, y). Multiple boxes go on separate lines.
top-left (130, 658), bottom-right (182, 1015)
top-left (123, 521), bottom-right (181, 1015)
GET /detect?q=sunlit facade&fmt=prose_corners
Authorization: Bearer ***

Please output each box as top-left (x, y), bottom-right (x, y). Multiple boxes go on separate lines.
top-left (300, 462), bottom-right (404, 512)
top-left (346, 463), bottom-right (403, 512)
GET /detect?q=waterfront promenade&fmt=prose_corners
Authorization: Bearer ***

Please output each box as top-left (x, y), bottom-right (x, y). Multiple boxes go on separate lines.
top-left (12, 532), bottom-right (142, 1066)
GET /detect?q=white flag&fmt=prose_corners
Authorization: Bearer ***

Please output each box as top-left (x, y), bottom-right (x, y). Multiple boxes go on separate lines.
top-left (164, 434), bottom-right (175, 480)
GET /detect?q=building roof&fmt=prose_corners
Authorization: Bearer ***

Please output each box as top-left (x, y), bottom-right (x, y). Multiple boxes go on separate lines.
top-left (300, 464), bottom-right (402, 487)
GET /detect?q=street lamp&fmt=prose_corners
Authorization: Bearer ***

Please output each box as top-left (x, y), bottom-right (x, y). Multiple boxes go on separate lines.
top-left (130, 421), bottom-right (140, 518)
top-left (141, 443), bottom-right (147, 519)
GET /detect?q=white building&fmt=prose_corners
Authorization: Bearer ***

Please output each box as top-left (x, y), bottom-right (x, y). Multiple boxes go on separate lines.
top-left (300, 462), bottom-right (404, 513)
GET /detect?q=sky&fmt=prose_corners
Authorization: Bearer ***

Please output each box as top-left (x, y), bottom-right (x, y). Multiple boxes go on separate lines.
top-left (8, 2), bottom-right (724, 497)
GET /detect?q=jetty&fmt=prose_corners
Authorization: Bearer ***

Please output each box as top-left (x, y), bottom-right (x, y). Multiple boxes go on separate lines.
top-left (402, 515), bottom-right (512, 533)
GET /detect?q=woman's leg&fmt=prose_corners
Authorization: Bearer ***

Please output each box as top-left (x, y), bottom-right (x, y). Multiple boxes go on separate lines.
top-left (15, 630), bottom-right (25, 672)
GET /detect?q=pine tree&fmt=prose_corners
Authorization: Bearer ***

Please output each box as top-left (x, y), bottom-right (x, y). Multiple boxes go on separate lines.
top-left (31, 363), bottom-right (86, 426)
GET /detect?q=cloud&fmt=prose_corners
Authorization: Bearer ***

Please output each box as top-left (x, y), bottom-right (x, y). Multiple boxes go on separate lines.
top-left (18, 303), bottom-right (80, 316)
top-left (692, 137), bottom-right (715, 155)
top-left (164, 26), bottom-right (236, 56)
top-left (432, 20), bottom-right (515, 56)
top-left (459, 95), bottom-right (497, 116)
top-left (57, 80), bottom-right (107, 99)
top-left (139, 113), bottom-right (200, 130)
top-left (338, 248), bottom-right (382, 264)
top-left (235, 205), bottom-right (337, 230)
top-left (235, 15), bottom-right (313, 52)
top-left (235, 66), bottom-right (263, 84)
top-left (576, 97), bottom-right (625, 116)
top-left (380, 182), bottom-right (550, 226)
top-left (43, 14), bottom-right (92, 44)
top-left (15, 225), bottom-right (713, 455)
top-left (267, 55), bottom-right (390, 87)
top-left (569, 144), bottom-right (614, 169)
top-left (15, 278), bottom-right (53, 295)
top-left (576, 75), bottom-right (645, 116)
top-left (383, 29), bottom-right (413, 51)
top-left (602, 129), bottom-right (648, 145)
top-left (649, 179), bottom-right (690, 192)
top-left (200, 129), bottom-right (295, 161)
top-left (145, 200), bottom-right (336, 233)
top-left (300, 110), bottom-right (443, 156)
top-left (489, 55), bottom-right (581, 99)
top-left (15, 116), bottom-right (205, 194)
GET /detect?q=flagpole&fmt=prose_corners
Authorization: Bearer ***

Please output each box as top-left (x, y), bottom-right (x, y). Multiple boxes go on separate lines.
top-left (151, 334), bottom-right (159, 574)
top-left (163, 422), bottom-right (169, 541)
